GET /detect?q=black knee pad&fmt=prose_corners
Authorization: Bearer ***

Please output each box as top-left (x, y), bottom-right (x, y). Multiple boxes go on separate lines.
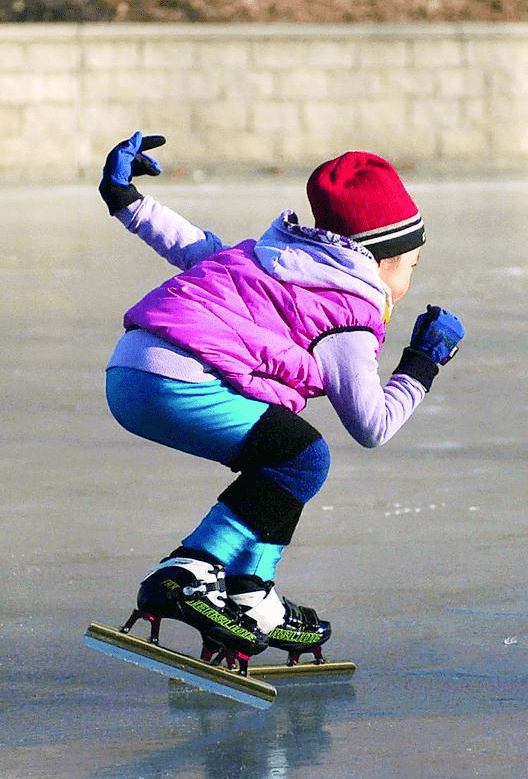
top-left (220, 405), bottom-right (323, 545)
top-left (229, 404), bottom-right (322, 473)
top-left (219, 473), bottom-right (303, 545)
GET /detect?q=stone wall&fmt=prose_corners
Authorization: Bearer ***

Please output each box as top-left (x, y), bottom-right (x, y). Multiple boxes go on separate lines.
top-left (1, 22), bottom-right (528, 182)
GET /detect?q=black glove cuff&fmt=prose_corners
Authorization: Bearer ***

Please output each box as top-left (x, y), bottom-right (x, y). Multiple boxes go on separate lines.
top-left (98, 181), bottom-right (143, 216)
top-left (393, 347), bottom-right (439, 392)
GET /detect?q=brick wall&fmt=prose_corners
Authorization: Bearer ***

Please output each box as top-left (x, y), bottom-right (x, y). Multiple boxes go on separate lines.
top-left (1, 23), bottom-right (528, 182)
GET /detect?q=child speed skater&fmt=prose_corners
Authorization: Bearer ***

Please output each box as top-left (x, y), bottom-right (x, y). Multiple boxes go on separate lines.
top-left (100, 132), bottom-right (464, 669)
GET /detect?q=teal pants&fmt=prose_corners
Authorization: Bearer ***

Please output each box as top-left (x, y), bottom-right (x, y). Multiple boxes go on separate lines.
top-left (106, 367), bottom-right (330, 579)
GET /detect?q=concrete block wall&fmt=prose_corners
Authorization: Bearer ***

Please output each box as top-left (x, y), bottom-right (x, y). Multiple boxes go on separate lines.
top-left (1, 22), bottom-right (528, 182)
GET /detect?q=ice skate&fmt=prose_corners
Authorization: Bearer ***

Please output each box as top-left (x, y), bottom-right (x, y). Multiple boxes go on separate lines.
top-left (121, 550), bottom-right (268, 673)
top-left (85, 558), bottom-right (353, 709)
top-left (226, 575), bottom-right (331, 666)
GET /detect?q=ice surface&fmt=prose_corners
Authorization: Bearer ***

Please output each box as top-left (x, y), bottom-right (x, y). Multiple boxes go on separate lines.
top-left (2, 179), bottom-right (528, 778)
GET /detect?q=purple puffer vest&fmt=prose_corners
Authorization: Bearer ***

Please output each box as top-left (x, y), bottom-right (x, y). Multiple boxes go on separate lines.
top-left (124, 240), bottom-right (386, 412)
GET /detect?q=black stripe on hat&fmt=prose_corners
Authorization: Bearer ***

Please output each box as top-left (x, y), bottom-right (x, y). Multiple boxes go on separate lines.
top-left (353, 213), bottom-right (425, 260)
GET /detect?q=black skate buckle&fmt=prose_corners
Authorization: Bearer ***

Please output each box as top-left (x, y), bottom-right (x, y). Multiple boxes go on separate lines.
top-left (182, 583), bottom-right (208, 600)
top-left (182, 579), bottom-right (226, 602)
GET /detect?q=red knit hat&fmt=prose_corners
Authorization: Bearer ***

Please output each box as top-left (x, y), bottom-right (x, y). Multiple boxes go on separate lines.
top-left (306, 151), bottom-right (425, 260)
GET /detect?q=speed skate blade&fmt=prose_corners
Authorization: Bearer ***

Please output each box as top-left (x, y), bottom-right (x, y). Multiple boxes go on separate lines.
top-left (84, 622), bottom-right (276, 710)
top-left (249, 660), bottom-right (357, 680)
top-left (168, 658), bottom-right (357, 697)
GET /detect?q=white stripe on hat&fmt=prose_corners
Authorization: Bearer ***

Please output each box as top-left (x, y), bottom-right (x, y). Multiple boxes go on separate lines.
top-left (359, 217), bottom-right (425, 248)
top-left (352, 213), bottom-right (423, 244)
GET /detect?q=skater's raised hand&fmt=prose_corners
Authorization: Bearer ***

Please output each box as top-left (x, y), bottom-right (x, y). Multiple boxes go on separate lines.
top-left (410, 305), bottom-right (464, 365)
top-left (106, 131), bottom-right (166, 184)
top-left (99, 131), bottom-right (166, 215)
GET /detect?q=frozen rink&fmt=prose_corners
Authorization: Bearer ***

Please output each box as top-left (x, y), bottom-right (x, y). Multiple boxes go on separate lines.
top-left (2, 177), bottom-right (528, 778)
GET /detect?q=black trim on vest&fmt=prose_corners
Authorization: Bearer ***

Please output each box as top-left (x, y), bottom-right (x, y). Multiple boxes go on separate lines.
top-left (308, 325), bottom-right (376, 354)
top-left (219, 473), bottom-right (304, 545)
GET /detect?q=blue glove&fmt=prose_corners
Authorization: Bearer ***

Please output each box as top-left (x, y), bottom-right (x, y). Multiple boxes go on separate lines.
top-left (99, 131), bottom-right (166, 215)
top-left (410, 305), bottom-right (465, 365)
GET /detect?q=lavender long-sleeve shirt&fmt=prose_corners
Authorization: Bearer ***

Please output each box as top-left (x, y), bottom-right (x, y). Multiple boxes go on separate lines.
top-left (108, 197), bottom-right (426, 447)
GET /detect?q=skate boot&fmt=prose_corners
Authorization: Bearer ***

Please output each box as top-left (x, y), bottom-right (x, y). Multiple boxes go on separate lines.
top-left (226, 575), bottom-right (331, 666)
top-left (121, 550), bottom-right (268, 674)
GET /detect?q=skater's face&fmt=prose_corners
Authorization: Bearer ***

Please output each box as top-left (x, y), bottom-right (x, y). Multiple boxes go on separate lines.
top-left (378, 247), bottom-right (420, 304)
